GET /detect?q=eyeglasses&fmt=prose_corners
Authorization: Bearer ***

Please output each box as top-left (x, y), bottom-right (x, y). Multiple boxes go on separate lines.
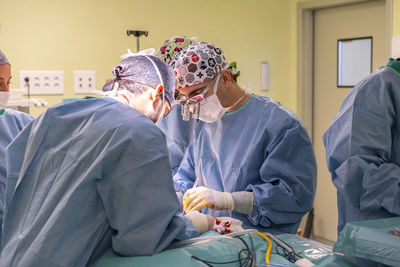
top-left (178, 78), bottom-right (216, 121)
top-left (177, 75), bottom-right (219, 121)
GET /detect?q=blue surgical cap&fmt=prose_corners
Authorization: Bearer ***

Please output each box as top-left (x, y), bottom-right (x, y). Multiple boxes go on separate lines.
top-left (112, 55), bottom-right (175, 105)
top-left (0, 49), bottom-right (9, 65)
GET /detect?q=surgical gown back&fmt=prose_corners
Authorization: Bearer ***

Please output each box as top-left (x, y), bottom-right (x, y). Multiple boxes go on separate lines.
top-left (323, 58), bottom-right (400, 233)
top-left (0, 109), bottom-right (33, 241)
top-left (174, 94), bottom-right (317, 234)
top-left (158, 104), bottom-right (197, 175)
top-left (0, 97), bottom-right (198, 267)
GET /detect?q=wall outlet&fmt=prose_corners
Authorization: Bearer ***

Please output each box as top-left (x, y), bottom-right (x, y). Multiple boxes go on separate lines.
top-left (74, 71), bottom-right (96, 94)
top-left (19, 71), bottom-right (64, 95)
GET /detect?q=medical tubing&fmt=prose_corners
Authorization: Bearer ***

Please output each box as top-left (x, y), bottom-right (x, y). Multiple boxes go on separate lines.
top-left (248, 233), bottom-right (257, 265)
top-left (266, 233), bottom-right (301, 263)
top-left (265, 233), bottom-right (295, 254)
top-left (236, 235), bottom-right (253, 267)
top-left (190, 235), bottom-right (254, 267)
top-left (231, 191), bottom-right (254, 214)
top-left (275, 246), bottom-right (297, 263)
top-left (257, 232), bottom-right (272, 264)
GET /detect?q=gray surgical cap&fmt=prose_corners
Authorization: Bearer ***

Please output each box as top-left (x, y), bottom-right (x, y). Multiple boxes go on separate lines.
top-left (0, 49), bottom-right (9, 65)
top-left (112, 55), bottom-right (175, 105)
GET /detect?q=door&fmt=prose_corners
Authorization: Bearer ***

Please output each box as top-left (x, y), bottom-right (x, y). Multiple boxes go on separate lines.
top-left (313, 0), bottom-right (387, 243)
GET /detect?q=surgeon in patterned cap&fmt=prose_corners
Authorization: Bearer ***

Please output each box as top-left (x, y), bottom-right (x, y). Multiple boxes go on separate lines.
top-left (157, 37), bottom-right (241, 177)
top-left (156, 36), bottom-right (199, 177)
top-left (173, 41), bottom-right (317, 235)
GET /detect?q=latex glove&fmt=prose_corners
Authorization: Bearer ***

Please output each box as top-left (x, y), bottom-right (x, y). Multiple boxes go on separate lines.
top-left (183, 186), bottom-right (234, 213)
top-left (184, 211), bottom-right (214, 234)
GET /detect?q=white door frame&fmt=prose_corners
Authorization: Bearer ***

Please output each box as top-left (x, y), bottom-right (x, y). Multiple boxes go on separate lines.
top-left (297, 0), bottom-right (393, 142)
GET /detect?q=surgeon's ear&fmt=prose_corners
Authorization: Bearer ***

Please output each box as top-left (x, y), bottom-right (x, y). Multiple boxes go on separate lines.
top-left (220, 69), bottom-right (232, 88)
top-left (152, 84), bottom-right (164, 108)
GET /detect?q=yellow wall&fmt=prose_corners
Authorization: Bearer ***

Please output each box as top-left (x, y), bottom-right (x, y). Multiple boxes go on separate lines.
top-left (0, 0), bottom-right (398, 117)
top-left (0, 0), bottom-right (298, 117)
top-left (394, 0), bottom-right (400, 36)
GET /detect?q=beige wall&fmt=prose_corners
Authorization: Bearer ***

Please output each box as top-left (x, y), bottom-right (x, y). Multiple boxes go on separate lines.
top-left (0, 0), bottom-right (398, 116)
top-left (0, 0), bottom-right (298, 117)
top-left (394, 0), bottom-right (400, 36)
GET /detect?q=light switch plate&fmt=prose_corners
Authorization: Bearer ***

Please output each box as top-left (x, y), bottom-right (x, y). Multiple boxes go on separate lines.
top-left (19, 71), bottom-right (64, 95)
top-left (74, 70), bottom-right (96, 94)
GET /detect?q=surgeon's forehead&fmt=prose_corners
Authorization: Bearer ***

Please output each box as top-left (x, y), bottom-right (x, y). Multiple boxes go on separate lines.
top-left (178, 79), bottom-right (211, 97)
top-left (0, 64), bottom-right (11, 78)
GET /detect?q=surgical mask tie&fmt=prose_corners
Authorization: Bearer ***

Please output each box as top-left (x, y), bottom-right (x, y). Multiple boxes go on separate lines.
top-left (0, 91), bottom-right (10, 110)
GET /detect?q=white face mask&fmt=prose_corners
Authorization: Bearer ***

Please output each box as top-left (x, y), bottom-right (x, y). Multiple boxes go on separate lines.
top-left (0, 91), bottom-right (10, 110)
top-left (198, 74), bottom-right (246, 123)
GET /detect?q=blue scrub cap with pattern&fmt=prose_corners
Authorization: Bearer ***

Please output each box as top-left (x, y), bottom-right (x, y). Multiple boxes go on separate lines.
top-left (112, 54), bottom-right (175, 105)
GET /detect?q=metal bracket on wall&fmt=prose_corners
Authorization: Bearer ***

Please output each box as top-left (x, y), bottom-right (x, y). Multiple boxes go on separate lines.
top-left (126, 30), bottom-right (149, 52)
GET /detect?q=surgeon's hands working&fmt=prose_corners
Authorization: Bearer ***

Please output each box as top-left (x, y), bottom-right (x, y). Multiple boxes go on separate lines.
top-left (183, 186), bottom-right (255, 214)
top-left (184, 211), bottom-right (214, 234)
top-left (183, 186), bottom-right (234, 213)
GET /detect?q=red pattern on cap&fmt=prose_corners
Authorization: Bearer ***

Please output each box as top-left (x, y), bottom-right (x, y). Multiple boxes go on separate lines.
top-left (192, 54), bottom-right (199, 62)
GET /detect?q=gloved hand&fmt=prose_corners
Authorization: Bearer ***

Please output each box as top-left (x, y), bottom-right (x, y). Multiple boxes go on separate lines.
top-left (183, 186), bottom-right (234, 213)
top-left (184, 211), bottom-right (215, 234)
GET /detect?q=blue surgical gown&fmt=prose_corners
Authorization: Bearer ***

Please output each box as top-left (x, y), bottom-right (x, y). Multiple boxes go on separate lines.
top-left (0, 97), bottom-right (198, 267)
top-left (323, 58), bottom-right (400, 233)
top-left (0, 109), bottom-right (33, 241)
top-left (174, 95), bottom-right (317, 234)
top-left (158, 104), bottom-right (197, 175)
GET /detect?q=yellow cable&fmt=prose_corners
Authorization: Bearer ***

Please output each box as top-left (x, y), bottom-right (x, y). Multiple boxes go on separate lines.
top-left (257, 232), bottom-right (272, 264)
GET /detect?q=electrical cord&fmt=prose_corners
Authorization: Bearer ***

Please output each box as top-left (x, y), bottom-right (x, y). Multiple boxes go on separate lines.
top-left (275, 245), bottom-right (297, 263)
top-left (248, 232), bottom-right (256, 264)
top-left (264, 232), bottom-right (302, 263)
top-left (190, 232), bottom-right (300, 267)
top-left (191, 234), bottom-right (255, 267)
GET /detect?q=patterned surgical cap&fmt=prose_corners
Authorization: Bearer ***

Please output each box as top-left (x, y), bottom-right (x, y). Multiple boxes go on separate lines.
top-left (173, 42), bottom-right (229, 89)
top-left (156, 36), bottom-right (198, 66)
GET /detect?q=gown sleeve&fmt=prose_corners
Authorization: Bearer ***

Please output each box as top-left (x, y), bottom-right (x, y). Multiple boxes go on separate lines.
top-left (323, 75), bottom-right (400, 216)
top-left (246, 118), bottom-right (317, 229)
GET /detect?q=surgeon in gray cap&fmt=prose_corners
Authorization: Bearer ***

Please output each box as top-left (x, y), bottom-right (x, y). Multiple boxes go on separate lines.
top-left (0, 52), bottom-right (212, 267)
top-left (0, 49), bottom-right (34, 241)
